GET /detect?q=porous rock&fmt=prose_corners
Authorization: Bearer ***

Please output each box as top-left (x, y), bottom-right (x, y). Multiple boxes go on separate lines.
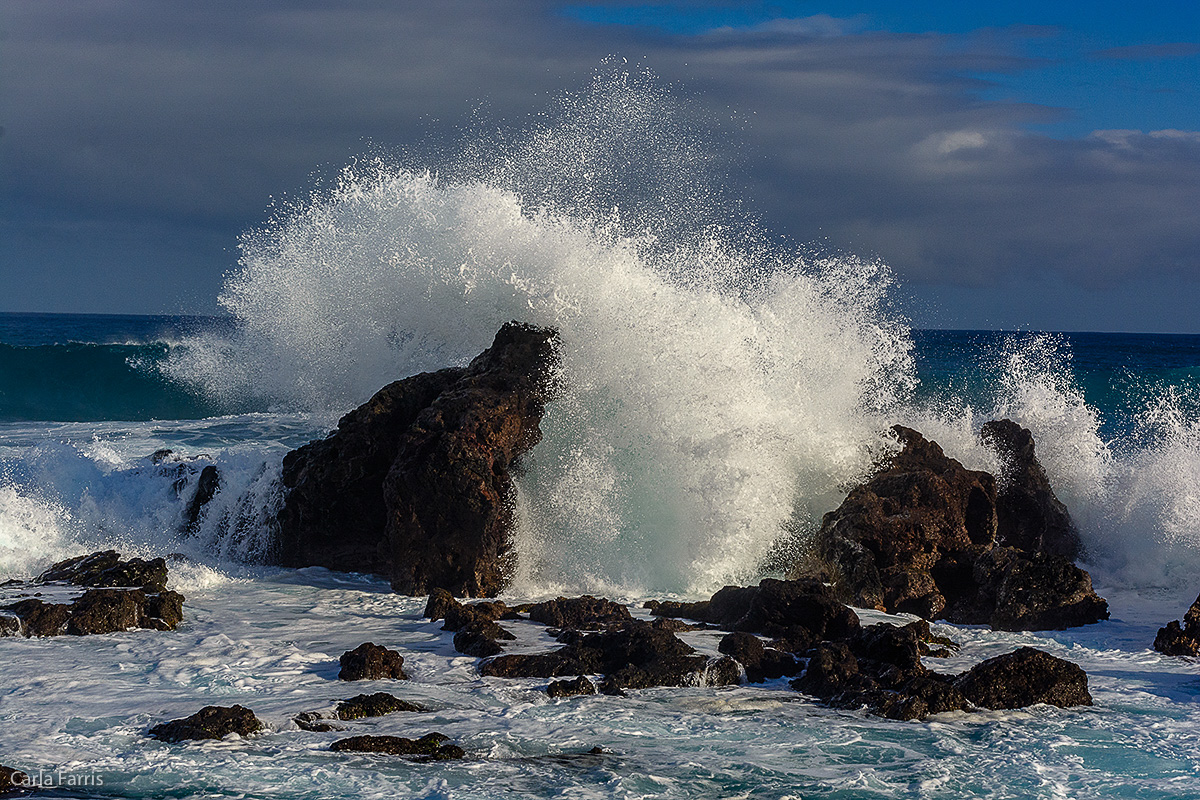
top-left (528, 596), bottom-right (632, 630)
top-left (336, 692), bottom-right (427, 720)
top-left (149, 705), bottom-right (262, 742)
top-left (339, 642), bottom-right (408, 681)
top-left (276, 322), bottom-right (559, 597)
top-left (330, 733), bottom-right (464, 760)
top-left (39, 550), bottom-right (168, 592)
top-left (807, 424), bottom-right (1107, 630)
top-left (1153, 593), bottom-right (1200, 656)
top-left (952, 647), bottom-right (1091, 709)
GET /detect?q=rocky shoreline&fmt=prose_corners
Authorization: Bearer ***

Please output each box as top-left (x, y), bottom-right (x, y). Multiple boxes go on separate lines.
top-left (6, 321), bottom-right (1200, 786)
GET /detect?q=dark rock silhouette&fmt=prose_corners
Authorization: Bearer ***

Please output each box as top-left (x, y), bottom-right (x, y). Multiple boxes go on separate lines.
top-left (1154, 593), bottom-right (1200, 656)
top-left (528, 596), bottom-right (632, 630)
top-left (336, 692), bottom-right (427, 720)
top-left (39, 550), bottom-right (168, 592)
top-left (981, 419), bottom-right (1081, 559)
top-left (807, 424), bottom-right (1107, 630)
top-left (338, 643), bottom-right (408, 681)
top-left (276, 322), bottom-right (559, 596)
top-left (330, 733), bottom-right (464, 760)
top-left (149, 705), bottom-right (262, 742)
top-left (0, 765), bottom-right (28, 794)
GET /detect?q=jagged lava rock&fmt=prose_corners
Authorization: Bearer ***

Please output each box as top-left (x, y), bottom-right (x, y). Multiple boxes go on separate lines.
top-left (481, 619), bottom-right (740, 692)
top-left (149, 705), bottom-right (262, 742)
top-left (39, 550), bottom-right (168, 592)
top-left (276, 322), bottom-right (559, 596)
top-left (981, 419), bottom-right (1081, 559)
top-left (952, 647), bottom-right (1091, 709)
top-left (808, 424), bottom-right (1107, 630)
top-left (528, 596), bottom-right (632, 630)
top-left (3, 552), bottom-right (185, 637)
top-left (338, 642), bottom-right (408, 681)
top-left (1154, 593), bottom-right (1200, 656)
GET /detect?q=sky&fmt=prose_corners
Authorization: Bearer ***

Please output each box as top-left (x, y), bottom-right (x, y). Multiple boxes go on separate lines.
top-left (1, 1), bottom-right (1198, 332)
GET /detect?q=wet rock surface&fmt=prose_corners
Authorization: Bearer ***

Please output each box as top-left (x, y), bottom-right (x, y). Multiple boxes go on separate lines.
top-left (952, 647), bottom-right (1092, 709)
top-left (0, 766), bottom-right (27, 794)
top-left (547, 676), bottom-right (598, 698)
top-left (276, 322), bottom-right (559, 596)
top-left (481, 619), bottom-right (740, 693)
top-left (330, 733), bottom-right (465, 760)
top-left (335, 692), bottom-right (428, 720)
top-left (1154, 593), bottom-right (1200, 656)
top-left (338, 642), bottom-right (408, 681)
top-left (149, 705), bottom-right (263, 742)
top-left (807, 424), bottom-right (1107, 630)
top-left (1, 551), bottom-right (184, 637)
top-left (528, 596), bottom-right (632, 630)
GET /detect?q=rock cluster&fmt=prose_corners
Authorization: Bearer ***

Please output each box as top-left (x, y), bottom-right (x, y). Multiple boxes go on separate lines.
top-left (808, 424), bottom-right (1107, 630)
top-left (0, 551), bottom-right (184, 637)
top-left (149, 705), bottom-right (263, 742)
top-left (652, 578), bottom-right (1092, 720)
top-left (276, 322), bottom-right (559, 597)
top-left (1153, 593), bottom-right (1200, 656)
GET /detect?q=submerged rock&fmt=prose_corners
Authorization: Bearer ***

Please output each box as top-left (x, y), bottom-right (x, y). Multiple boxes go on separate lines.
top-left (338, 643), bottom-right (408, 681)
top-left (149, 705), bottom-right (263, 742)
top-left (293, 711), bottom-right (344, 732)
top-left (336, 692), bottom-right (428, 720)
top-left (276, 322), bottom-right (559, 597)
top-left (806, 424), bottom-right (1107, 630)
top-left (1153, 593), bottom-right (1200, 656)
top-left (330, 733), bottom-right (464, 760)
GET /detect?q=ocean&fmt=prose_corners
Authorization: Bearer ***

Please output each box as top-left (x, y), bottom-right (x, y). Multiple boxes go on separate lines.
top-left (4, 76), bottom-right (1200, 798)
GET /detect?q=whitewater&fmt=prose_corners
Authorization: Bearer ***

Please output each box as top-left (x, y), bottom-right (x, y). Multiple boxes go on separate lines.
top-left (3, 74), bottom-right (1200, 797)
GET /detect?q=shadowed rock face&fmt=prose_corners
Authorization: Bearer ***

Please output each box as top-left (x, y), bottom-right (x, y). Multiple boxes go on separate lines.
top-left (276, 322), bottom-right (559, 596)
top-left (981, 419), bottom-right (1081, 559)
top-left (952, 647), bottom-right (1092, 709)
top-left (330, 733), bottom-right (464, 760)
top-left (807, 424), bottom-right (1107, 631)
top-left (1154, 594), bottom-right (1200, 656)
top-left (338, 643), bottom-right (408, 681)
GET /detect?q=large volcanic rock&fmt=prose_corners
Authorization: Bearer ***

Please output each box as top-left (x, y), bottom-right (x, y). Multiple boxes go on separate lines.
top-left (1154, 593), bottom-right (1200, 656)
top-left (276, 322), bottom-right (559, 596)
top-left (805, 424), bottom-right (1107, 630)
top-left (981, 419), bottom-right (1081, 559)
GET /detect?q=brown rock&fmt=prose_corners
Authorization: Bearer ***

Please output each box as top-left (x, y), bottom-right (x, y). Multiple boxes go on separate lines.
top-left (276, 323), bottom-right (559, 596)
top-left (1153, 593), bottom-right (1200, 656)
top-left (547, 676), bottom-right (597, 698)
top-left (0, 765), bottom-right (28, 793)
top-left (338, 642), bottom-right (408, 681)
top-left (528, 596), bottom-right (632, 630)
top-left (335, 692), bottom-right (427, 720)
top-left (953, 647), bottom-right (1091, 709)
top-left (981, 419), bottom-right (1082, 559)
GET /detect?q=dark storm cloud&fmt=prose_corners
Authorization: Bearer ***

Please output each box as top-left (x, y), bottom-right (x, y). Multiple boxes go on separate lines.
top-left (2, 1), bottom-right (1199, 319)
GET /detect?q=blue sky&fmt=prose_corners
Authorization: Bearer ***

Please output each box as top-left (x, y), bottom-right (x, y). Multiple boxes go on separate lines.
top-left (1, 1), bottom-right (1198, 331)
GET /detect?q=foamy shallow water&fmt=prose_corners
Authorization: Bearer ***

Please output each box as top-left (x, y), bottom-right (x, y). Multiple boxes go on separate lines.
top-left (3, 566), bottom-right (1200, 800)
